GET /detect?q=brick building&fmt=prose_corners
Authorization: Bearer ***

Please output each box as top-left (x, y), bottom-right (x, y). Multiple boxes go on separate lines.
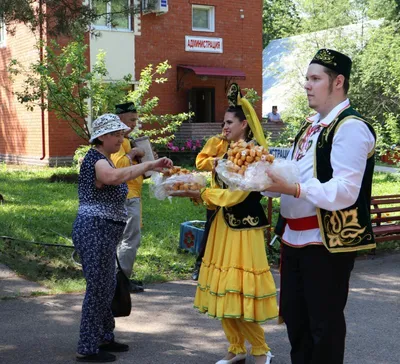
top-left (0, 1), bottom-right (263, 165)
top-left (136, 0), bottom-right (263, 141)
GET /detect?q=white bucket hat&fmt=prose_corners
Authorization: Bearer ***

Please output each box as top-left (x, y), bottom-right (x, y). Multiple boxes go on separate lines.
top-left (89, 113), bottom-right (130, 143)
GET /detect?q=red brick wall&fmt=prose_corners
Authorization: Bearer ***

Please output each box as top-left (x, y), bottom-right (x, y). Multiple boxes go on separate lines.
top-left (0, 24), bottom-right (85, 164)
top-left (0, 20), bottom-right (89, 164)
top-left (135, 0), bottom-right (263, 124)
top-left (46, 33), bottom-right (90, 159)
top-left (0, 23), bottom-right (47, 163)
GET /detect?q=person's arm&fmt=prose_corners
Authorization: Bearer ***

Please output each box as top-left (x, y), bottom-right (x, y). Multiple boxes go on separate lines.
top-left (127, 147), bottom-right (145, 163)
top-left (95, 157), bottom-right (173, 186)
top-left (111, 140), bottom-right (145, 168)
top-left (200, 188), bottom-right (249, 208)
top-left (264, 119), bottom-right (375, 211)
top-left (196, 137), bottom-right (227, 171)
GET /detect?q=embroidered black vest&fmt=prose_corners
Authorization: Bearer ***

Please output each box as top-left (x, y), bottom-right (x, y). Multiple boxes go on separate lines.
top-left (215, 153), bottom-right (268, 230)
top-left (276, 107), bottom-right (376, 253)
top-left (223, 192), bottom-right (269, 230)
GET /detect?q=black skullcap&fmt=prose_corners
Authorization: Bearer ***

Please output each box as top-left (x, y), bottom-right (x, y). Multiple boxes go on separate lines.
top-left (115, 102), bottom-right (137, 115)
top-left (310, 49), bottom-right (352, 79)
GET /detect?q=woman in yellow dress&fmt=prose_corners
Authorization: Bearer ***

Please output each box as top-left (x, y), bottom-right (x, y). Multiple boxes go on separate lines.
top-left (174, 84), bottom-right (278, 364)
top-left (192, 129), bottom-right (229, 280)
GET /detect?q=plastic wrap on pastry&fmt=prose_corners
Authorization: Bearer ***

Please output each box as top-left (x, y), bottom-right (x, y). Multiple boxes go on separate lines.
top-left (215, 158), bottom-right (300, 191)
top-left (150, 168), bottom-right (207, 200)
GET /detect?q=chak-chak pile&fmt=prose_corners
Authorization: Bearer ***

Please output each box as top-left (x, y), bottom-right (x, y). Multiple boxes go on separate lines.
top-left (226, 140), bottom-right (275, 175)
top-left (163, 166), bottom-right (204, 191)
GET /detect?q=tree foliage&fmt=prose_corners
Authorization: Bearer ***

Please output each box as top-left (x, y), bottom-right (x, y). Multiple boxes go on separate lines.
top-left (0, 0), bottom-right (143, 36)
top-left (265, 0), bottom-right (400, 153)
top-left (351, 21), bottom-right (400, 152)
top-left (125, 61), bottom-right (192, 146)
top-left (9, 36), bottom-right (129, 140)
top-left (8, 36), bottom-right (191, 144)
top-left (262, 0), bottom-right (301, 47)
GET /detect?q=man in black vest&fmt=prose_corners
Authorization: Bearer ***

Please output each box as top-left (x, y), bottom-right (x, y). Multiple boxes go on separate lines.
top-left (263, 49), bottom-right (376, 364)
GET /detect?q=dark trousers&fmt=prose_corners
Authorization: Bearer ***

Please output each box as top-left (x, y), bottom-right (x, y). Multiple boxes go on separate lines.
top-left (72, 215), bottom-right (125, 355)
top-left (195, 208), bottom-right (216, 268)
top-left (280, 244), bottom-right (356, 364)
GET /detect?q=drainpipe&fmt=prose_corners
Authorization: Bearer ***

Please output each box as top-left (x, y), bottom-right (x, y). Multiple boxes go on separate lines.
top-left (39, 0), bottom-right (46, 161)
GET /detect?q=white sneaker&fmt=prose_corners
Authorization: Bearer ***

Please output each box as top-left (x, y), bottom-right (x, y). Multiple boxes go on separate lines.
top-left (215, 353), bottom-right (247, 364)
top-left (266, 351), bottom-right (274, 364)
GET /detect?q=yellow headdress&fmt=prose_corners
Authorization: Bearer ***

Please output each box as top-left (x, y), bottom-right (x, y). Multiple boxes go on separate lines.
top-left (227, 83), bottom-right (268, 150)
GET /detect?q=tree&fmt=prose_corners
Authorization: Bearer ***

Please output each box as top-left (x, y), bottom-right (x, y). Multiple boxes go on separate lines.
top-left (351, 21), bottom-right (400, 152)
top-left (9, 35), bottom-right (191, 144)
top-left (262, 0), bottom-right (301, 47)
top-left (295, 0), bottom-right (369, 34)
top-left (264, 0), bottom-right (400, 154)
top-left (125, 61), bottom-right (193, 146)
top-left (9, 35), bottom-right (129, 140)
top-left (0, 0), bottom-right (145, 36)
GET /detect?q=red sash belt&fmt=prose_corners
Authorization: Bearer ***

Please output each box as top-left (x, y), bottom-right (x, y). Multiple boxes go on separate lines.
top-left (286, 215), bottom-right (319, 231)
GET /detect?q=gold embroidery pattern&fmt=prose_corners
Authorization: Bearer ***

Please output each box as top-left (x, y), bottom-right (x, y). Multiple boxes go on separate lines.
top-left (314, 49), bottom-right (337, 66)
top-left (225, 213), bottom-right (241, 227)
top-left (225, 213), bottom-right (261, 227)
top-left (242, 215), bottom-right (260, 226)
top-left (324, 209), bottom-right (371, 247)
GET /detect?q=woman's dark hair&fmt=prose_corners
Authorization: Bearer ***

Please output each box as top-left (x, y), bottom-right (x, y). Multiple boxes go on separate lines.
top-left (225, 106), bottom-right (253, 140)
top-left (91, 138), bottom-right (103, 146)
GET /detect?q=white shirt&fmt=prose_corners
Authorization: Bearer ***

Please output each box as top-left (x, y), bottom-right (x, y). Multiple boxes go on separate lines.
top-left (268, 99), bottom-right (375, 247)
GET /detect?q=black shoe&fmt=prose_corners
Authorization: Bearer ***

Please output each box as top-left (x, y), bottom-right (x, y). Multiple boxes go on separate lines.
top-left (130, 279), bottom-right (143, 286)
top-left (191, 269), bottom-right (199, 281)
top-left (129, 281), bottom-right (144, 293)
top-left (76, 351), bottom-right (116, 362)
top-left (99, 341), bottom-right (129, 352)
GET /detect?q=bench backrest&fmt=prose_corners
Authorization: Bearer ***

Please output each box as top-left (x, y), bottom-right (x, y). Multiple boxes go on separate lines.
top-left (371, 195), bottom-right (400, 224)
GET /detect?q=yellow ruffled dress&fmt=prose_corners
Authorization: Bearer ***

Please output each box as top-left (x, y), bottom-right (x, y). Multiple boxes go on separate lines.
top-left (194, 188), bottom-right (278, 323)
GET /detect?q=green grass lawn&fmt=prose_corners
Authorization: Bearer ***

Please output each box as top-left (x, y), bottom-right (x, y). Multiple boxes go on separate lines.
top-left (0, 166), bottom-right (398, 294)
top-left (0, 167), bottom-right (204, 293)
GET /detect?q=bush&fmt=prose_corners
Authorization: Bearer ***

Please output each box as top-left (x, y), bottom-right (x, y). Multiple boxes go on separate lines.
top-left (73, 145), bottom-right (91, 170)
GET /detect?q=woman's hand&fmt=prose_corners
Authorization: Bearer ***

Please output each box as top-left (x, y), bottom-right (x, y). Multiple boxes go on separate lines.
top-left (129, 147), bottom-right (145, 159)
top-left (263, 170), bottom-right (297, 196)
top-left (212, 158), bottom-right (220, 173)
top-left (152, 147), bottom-right (159, 160)
top-left (149, 157), bottom-right (173, 172)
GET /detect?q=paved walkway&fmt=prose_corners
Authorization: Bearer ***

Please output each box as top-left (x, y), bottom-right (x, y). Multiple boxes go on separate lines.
top-left (0, 264), bottom-right (49, 298)
top-left (0, 252), bottom-right (399, 364)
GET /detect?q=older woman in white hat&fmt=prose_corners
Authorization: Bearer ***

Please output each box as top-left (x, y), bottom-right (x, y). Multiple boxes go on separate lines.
top-left (72, 114), bottom-right (172, 363)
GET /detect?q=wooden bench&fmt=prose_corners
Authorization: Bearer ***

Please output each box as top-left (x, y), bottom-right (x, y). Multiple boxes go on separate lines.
top-left (371, 194), bottom-right (400, 243)
top-left (265, 195), bottom-right (400, 246)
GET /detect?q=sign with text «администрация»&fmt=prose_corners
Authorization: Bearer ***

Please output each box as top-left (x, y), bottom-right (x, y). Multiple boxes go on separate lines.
top-left (185, 35), bottom-right (223, 53)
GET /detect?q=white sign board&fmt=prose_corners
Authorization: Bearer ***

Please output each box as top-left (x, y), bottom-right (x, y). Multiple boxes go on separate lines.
top-left (185, 36), bottom-right (223, 54)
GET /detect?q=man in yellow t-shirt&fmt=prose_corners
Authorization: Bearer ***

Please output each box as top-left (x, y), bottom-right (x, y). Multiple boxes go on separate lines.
top-left (111, 102), bottom-right (145, 293)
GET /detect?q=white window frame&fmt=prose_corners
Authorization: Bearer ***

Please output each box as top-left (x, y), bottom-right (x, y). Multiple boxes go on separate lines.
top-left (0, 18), bottom-right (6, 47)
top-left (192, 5), bottom-right (215, 32)
top-left (91, 0), bottom-right (132, 32)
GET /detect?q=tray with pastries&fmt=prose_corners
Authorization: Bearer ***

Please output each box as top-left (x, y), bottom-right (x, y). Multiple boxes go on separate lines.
top-left (226, 140), bottom-right (275, 175)
top-left (216, 140), bottom-right (299, 191)
top-left (150, 166), bottom-right (206, 200)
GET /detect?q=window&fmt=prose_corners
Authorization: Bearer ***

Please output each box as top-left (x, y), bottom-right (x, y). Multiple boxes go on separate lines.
top-left (192, 5), bottom-right (215, 32)
top-left (92, 0), bottom-right (131, 31)
top-left (0, 17), bottom-right (6, 47)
